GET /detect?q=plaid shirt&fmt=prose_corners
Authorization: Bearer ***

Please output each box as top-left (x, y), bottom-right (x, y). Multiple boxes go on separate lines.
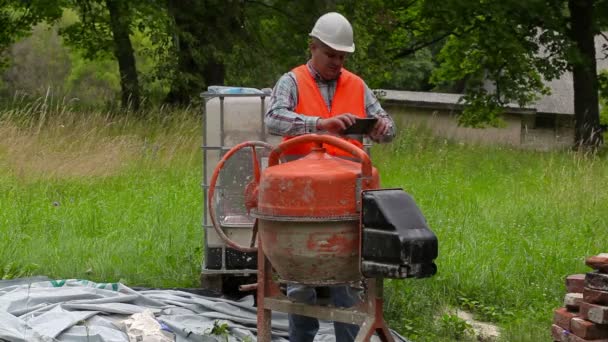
top-left (265, 61), bottom-right (395, 143)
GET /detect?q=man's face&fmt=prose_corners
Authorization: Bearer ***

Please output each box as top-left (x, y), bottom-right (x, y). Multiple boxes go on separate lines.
top-left (310, 41), bottom-right (348, 81)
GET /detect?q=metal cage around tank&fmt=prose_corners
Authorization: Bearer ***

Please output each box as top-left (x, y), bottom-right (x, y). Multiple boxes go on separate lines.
top-left (200, 90), bottom-right (281, 290)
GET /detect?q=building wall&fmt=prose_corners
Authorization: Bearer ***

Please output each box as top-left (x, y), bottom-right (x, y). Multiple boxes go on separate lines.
top-left (384, 104), bottom-right (574, 150)
top-left (520, 114), bottom-right (575, 151)
top-left (385, 105), bottom-right (522, 146)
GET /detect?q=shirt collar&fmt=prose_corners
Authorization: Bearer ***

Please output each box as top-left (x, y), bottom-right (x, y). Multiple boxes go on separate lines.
top-left (306, 60), bottom-right (341, 82)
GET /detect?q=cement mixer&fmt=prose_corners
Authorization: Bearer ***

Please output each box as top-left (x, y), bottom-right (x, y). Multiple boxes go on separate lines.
top-left (207, 133), bottom-right (438, 341)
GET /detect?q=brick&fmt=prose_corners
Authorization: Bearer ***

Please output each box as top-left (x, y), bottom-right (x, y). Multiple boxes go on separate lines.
top-left (580, 302), bottom-right (608, 324)
top-left (552, 324), bottom-right (567, 341)
top-left (565, 293), bottom-right (584, 311)
top-left (570, 317), bottom-right (608, 340)
top-left (586, 272), bottom-right (608, 291)
top-left (554, 324), bottom-right (608, 342)
top-left (586, 254), bottom-right (608, 273)
top-left (566, 333), bottom-right (608, 342)
top-left (584, 287), bottom-right (608, 306)
top-left (555, 307), bottom-right (578, 330)
top-left (567, 274), bottom-right (586, 293)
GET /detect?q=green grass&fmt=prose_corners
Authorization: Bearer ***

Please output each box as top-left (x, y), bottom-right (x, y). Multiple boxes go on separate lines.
top-left (374, 125), bottom-right (608, 341)
top-left (0, 106), bottom-right (203, 287)
top-left (0, 163), bottom-right (203, 287)
top-left (1, 108), bottom-right (607, 341)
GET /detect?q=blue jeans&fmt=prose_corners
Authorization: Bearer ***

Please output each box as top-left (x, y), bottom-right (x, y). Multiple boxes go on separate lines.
top-left (287, 284), bottom-right (361, 342)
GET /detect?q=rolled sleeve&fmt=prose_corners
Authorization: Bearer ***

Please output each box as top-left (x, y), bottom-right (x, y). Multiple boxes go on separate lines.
top-left (364, 84), bottom-right (396, 143)
top-left (265, 72), bottom-right (320, 136)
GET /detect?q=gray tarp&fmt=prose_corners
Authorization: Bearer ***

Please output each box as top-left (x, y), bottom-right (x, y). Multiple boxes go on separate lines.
top-left (0, 277), bottom-right (408, 342)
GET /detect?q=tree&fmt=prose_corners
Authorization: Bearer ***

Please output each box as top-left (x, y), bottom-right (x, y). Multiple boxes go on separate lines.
top-left (0, 0), bottom-right (63, 67)
top-left (336, 0), bottom-right (435, 90)
top-left (62, 0), bottom-right (141, 110)
top-left (163, 0), bottom-right (241, 104)
top-left (105, 0), bottom-right (139, 110)
top-left (159, 0), bottom-right (327, 104)
top-left (390, 0), bottom-right (607, 148)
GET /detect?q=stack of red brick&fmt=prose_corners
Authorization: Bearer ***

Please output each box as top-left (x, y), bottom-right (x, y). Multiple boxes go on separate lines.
top-left (553, 254), bottom-right (608, 341)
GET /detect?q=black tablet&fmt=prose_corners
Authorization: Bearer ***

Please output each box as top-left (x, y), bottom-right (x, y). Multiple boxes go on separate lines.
top-left (343, 118), bottom-right (378, 135)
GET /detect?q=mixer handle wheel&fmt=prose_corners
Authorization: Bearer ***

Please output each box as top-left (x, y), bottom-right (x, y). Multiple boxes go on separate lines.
top-left (267, 134), bottom-right (372, 179)
top-left (207, 141), bottom-right (274, 253)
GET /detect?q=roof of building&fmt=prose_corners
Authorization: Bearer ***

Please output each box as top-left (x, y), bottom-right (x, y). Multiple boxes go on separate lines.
top-left (377, 89), bottom-right (536, 115)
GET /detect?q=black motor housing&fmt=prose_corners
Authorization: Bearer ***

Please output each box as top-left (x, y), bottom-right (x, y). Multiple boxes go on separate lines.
top-left (361, 189), bottom-right (438, 279)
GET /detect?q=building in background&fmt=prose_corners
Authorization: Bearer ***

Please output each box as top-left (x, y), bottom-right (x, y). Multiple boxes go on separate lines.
top-left (380, 35), bottom-right (608, 150)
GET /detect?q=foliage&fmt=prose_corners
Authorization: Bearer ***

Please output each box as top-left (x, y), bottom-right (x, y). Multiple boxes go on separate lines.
top-left (1, 22), bottom-right (71, 98)
top-left (438, 313), bottom-right (474, 340)
top-left (0, 8), bottom-right (173, 107)
top-left (388, 1), bottom-right (570, 123)
top-left (0, 0), bottom-right (64, 68)
top-left (221, 0), bottom-right (317, 88)
top-left (389, 0), bottom-right (607, 147)
top-left (65, 49), bottom-right (120, 106)
top-left (2, 0), bottom-right (604, 141)
top-left (600, 70), bottom-right (608, 124)
top-left (337, 0), bottom-right (435, 90)
top-left (1, 0), bottom-right (441, 108)
top-left (206, 320), bottom-right (231, 341)
top-left (0, 262), bottom-right (39, 280)
top-left (458, 294), bottom-right (514, 323)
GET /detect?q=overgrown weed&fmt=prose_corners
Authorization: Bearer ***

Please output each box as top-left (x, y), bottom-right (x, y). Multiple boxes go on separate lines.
top-left (0, 96), bottom-right (200, 179)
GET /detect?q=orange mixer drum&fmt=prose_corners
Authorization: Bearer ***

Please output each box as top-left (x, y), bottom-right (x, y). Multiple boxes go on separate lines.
top-left (254, 135), bottom-right (379, 284)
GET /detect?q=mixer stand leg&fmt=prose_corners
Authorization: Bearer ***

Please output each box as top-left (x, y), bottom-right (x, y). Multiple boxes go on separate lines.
top-left (355, 278), bottom-right (395, 342)
top-left (256, 237), bottom-right (272, 342)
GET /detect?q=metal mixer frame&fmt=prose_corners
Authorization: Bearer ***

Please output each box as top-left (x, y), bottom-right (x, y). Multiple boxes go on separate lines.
top-left (207, 134), bottom-right (395, 342)
top-left (255, 243), bottom-right (395, 342)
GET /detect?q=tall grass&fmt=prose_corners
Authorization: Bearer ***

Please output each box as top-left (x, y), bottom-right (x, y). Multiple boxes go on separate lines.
top-left (375, 123), bottom-right (608, 341)
top-left (1, 105), bottom-right (606, 341)
top-left (0, 101), bottom-right (203, 287)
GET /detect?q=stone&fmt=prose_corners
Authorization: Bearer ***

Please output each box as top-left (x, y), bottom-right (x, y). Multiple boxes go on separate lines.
top-left (553, 323), bottom-right (608, 342)
top-left (570, 317), bottom-right (608, 340)
top-left (586, 272), bottom-right (608, 291)
top-left (552, 324), bottom-right (567, 341)
top-left (555, 307), bottom-right (577, 330)
top-left (584, 287), bottom-right (608, 306)
top-left (565, 293), bottom-right (584, 311)
top-left (580, 302), bottom-right (608, 324)
top-left (586, 254), bottom-right (608, 273)
top-left (567, 274), bottom-right (586, 293)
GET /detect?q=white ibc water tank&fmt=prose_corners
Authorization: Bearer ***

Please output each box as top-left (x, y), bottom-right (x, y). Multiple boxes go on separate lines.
top-left (205, 96), bottom-right (271, 147)
top-left (204, 94), bottom-right (282, 186)
top-left (203, 92), bottom-right (282, 249)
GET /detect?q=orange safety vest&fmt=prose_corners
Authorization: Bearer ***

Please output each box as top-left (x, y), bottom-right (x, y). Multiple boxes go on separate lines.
top-left (283, 64), bottom-right (366, 157)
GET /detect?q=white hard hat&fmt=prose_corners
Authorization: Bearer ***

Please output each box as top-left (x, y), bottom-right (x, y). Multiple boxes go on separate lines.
top-left (309, 12), bottom-right (355, 53)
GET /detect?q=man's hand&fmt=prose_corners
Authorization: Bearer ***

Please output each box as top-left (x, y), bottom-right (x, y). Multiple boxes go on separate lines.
top-left (369, 117), bottom-right (391, 141)
top-left (316, 113), bottom-right (357, 134)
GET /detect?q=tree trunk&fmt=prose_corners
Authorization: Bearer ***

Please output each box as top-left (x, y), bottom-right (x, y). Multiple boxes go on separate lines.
top-left (106, 0), bottom-right (140, 111)
top-left (203, 58), bottom-right (225, 88)
top-left (568, 0), bottom-right (602, 148)
top-left (164, 35), bottom-right (202, 105)
top-left (165, 0), bottom-right (226, 105)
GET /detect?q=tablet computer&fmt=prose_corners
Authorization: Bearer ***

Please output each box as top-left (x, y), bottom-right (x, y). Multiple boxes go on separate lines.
top-left (343, 118), bottom-right (378, 135)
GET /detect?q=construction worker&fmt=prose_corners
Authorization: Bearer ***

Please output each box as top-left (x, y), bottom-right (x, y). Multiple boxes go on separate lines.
top-left (265, 12), bottom-right (396, 342)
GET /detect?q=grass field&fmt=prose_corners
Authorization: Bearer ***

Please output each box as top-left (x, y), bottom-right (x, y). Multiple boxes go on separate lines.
top-left (0, 105), bottom-right (203, 287)
top-left (0, 106), bottom-right (606, 341)
top-left (375, 127), bottom-right (608, 341)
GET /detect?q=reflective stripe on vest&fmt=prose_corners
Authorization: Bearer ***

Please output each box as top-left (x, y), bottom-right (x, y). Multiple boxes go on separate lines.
top-left (282, 64), bottom-right (366, 157)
